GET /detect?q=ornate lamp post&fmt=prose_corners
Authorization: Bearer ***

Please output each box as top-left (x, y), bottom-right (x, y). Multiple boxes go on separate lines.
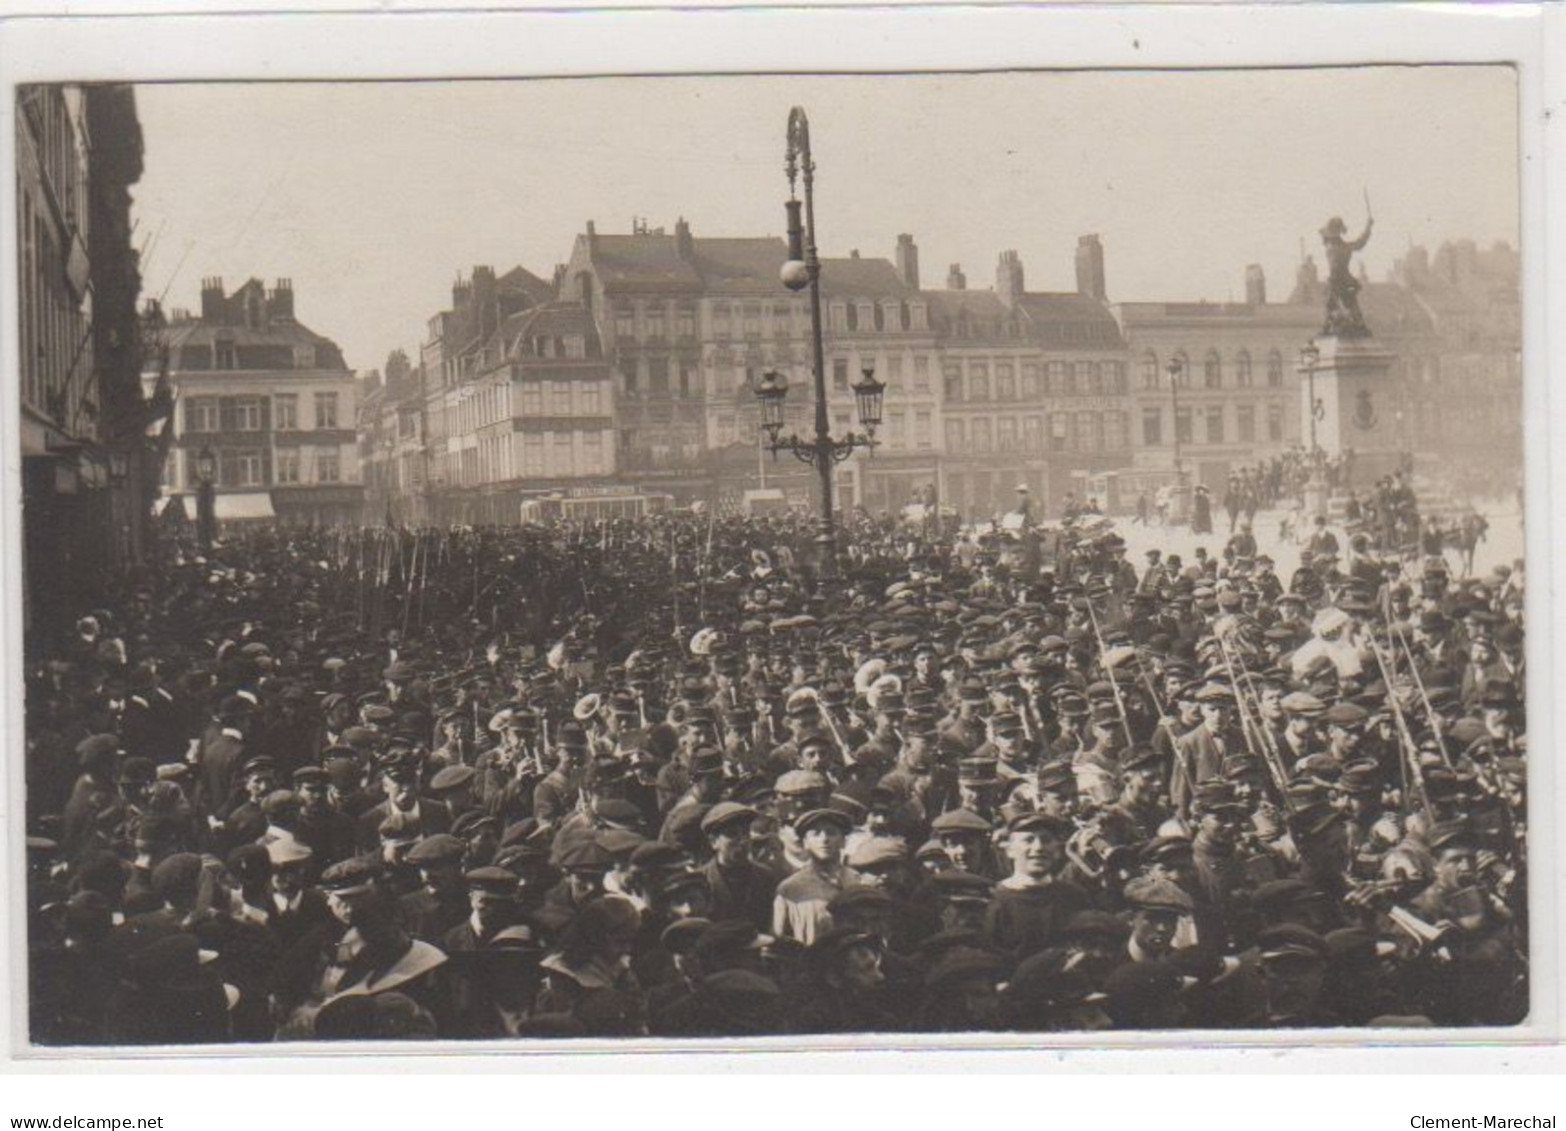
top-left (195, 445), bottom-right (217, 553)
top-left (757, 107), bottom-right (884, 579)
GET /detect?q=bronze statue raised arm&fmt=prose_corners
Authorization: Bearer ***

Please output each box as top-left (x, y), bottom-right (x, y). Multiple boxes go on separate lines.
top-left (1320, 211), bottom-right (1374, 337)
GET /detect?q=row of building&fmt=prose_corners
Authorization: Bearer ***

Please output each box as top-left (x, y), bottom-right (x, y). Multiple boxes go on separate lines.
top-left (123, 232), bottom-right (1520, 539)
top-left (351, 220), bottom-right (1519, 524)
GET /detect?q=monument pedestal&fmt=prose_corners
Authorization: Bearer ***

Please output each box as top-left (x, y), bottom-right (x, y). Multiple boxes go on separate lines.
top-left (1306, 334), bottom-right (1404, 489)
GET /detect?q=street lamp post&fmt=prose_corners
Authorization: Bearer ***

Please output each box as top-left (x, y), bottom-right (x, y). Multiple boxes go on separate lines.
top-left (1165, 356), bottom-right (1186, 522)
top-left (756, 107), bottom-right (884, 580)
top-left (1298, 341), bottom-right (1322, 460)
top-left (1298, 342), bottom-right (1327, 517)
top-left (195, 445), bottom-right (217, 553)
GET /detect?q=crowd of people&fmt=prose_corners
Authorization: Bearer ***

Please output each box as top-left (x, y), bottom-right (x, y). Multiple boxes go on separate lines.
top-left (23, 503), bottom-right (1528, 1044)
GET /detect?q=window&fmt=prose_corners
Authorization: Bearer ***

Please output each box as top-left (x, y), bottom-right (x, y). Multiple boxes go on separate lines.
top-left (582, 432), bottom-right (605, 474)
top-left (1204, 351), bottom-right (1223, 389)
top-left (887, 411), bottom-right (906, 449)
top-left (564, 334), bottom-right (587, 359)
top-left (677, 309), bottom-right (695, 340)
top-left (944, 418), bottom-right (966, 450)
top-left (184, 397), bottom-right (219, 433)
top-left (1237, 404), bottom-right (1256, 442)
top-left (552, 382), bottom-right (573, 416)
top-left (1103, 411), bottom-right (1128, 451)
top-left (314, 392), bottom-right (339, 429)
top-left (521, 435), bottom-right (544, 476)
top-left (1023, 416), bottom-right (1043, 450)
top-left (743, 304), bottom-right (761, 339)
top-left (969, 363), bottom-right (989, 403)
top-left (1175, 407), bottom-right (1193, 445)
top-left (913, 356), bottom-right (931, 394)
top-left (276, 450), bottom-right (300, 485)
top-left (649, 358), bottom-right (670, 396)
top-left (1235, 351), bottom-right (1253, 388)
top-left (833, 358), bottom-right (850, 391)
top-left (996, 362), bottom-right (1016, 401)
top-left (520, 384), bottom-right (542, 416)
top-left (316, 447), bottom-right (340, 483)
top-left (579, 384), bottom-right (603, 415)
top-left (615, 307), bottom-right (636, 340)
top-left (646, 308), bottom-right (666, 341)
top-left (215, 337), bottom-right (236, 370)
top-left (235, 397), bottom-right (262, 431)
top-left (1142, 407), bottom-right (1163, 446)
top-left (887, 355), bottom-right (904, 387)
top-left (1075, 411), bottom-right (1100, 452)
top-left (943, 364), bottom-right (963, 402)
top-left (1267, 402), bottom-right (1285, 441)
top-left (997, 417), bottom-right (1018, 450)
top-left (1267, 350), bottom-right (1284, 387)
top-left (1207, 406), bottom-right (1225, 443)
top-left (237, 450), bottom-right (265, 486)
top-left (1141, 351), bottom-right (1160, 391)
top-left (915, 411), bottom-right (932, 448)
top-left (274, 394), bottom-right (298, 431)
top-left (1078, 361), bottom-right (1101, 396)
top-left (1103, 361), bottom-right (1126, 394)
top-left (1049, 360), bottom-right (1070, 395)
top-left (1171, 352), bottom-right (1190, 387)
top-left (553, 434), bottom-right (574, 476)
top-left (711, 303), bottom-right (730, 340)
top-left (1021, 363), bottom-right (1042, 399)
top-left (1050, 414), bottom-right (1070, 451)
top-left (971, 418), bottom-right (992, 453)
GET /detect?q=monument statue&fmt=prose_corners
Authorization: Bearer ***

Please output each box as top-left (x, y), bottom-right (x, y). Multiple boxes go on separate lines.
top-left (1319, 209), bottom-right (1374, 338)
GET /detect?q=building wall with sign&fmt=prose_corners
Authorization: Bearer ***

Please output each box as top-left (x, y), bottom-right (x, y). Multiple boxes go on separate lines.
top-left (18, 85), bottom-right (150, 647)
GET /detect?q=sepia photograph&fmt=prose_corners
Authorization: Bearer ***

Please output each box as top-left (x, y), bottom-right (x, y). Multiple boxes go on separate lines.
top-left (14, 61), bottom-right (1531, 1050)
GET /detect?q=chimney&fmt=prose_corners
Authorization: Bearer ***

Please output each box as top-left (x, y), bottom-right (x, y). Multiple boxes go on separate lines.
top-left (552, 263), bottom-right (567, 292)
top-left (268, 278), bottom-right (295, 321)
top-left (200, 276), bottom-right (226, 323)
top-left (472, 265), bottom-right (498, 340)
top-left (1244, 264), bottom-right (1266, 305)
top-left (585, 220), bottom-right (598, 255)
top-left (996, 250), bottom-right (1025, 309)
top-left (1293, 255), bottom-right (1321, 304)
top-left (850, 249), bottom-right (860, 259)
top-left (946, 264), bottom-right (967, 291)
top-left (1075, 235), bottom-right (1106, 300)
top-left (243, 280), bottom-right (265, 330)
top-left (452, 272), bottom-right (472, 311)
top-left (895, 234), bottom-right (920, 289)
top-left (674, 217), bottom-right (694, 262)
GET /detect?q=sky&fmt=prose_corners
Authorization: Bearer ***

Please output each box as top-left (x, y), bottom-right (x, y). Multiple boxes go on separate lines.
top-left (128, 67), bottom-right (1519, 373)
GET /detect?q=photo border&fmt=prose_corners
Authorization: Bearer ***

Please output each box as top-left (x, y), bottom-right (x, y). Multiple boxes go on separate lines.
top-left (1, 0), bottom-right (1559, 1068)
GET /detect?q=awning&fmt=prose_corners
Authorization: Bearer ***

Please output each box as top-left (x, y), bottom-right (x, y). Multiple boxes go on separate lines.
top-left (214, 493), bottom-right (276, 521)
top-left (153, 495), bottom-right (193, 519)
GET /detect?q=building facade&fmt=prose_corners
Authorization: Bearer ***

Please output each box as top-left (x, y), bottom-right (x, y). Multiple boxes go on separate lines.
top-left (148, 278), bottom-right (364, 526)
top-left (1115, 264), bottom-right (1317, 493)
top-left (18, 83), bottom-right (151, 644)
top-left (921, 239), bottom-right (1135, 520)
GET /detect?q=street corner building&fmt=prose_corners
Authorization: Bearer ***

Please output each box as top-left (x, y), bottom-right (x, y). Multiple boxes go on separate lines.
top-left (147, 278), bottom-right (365, 530)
